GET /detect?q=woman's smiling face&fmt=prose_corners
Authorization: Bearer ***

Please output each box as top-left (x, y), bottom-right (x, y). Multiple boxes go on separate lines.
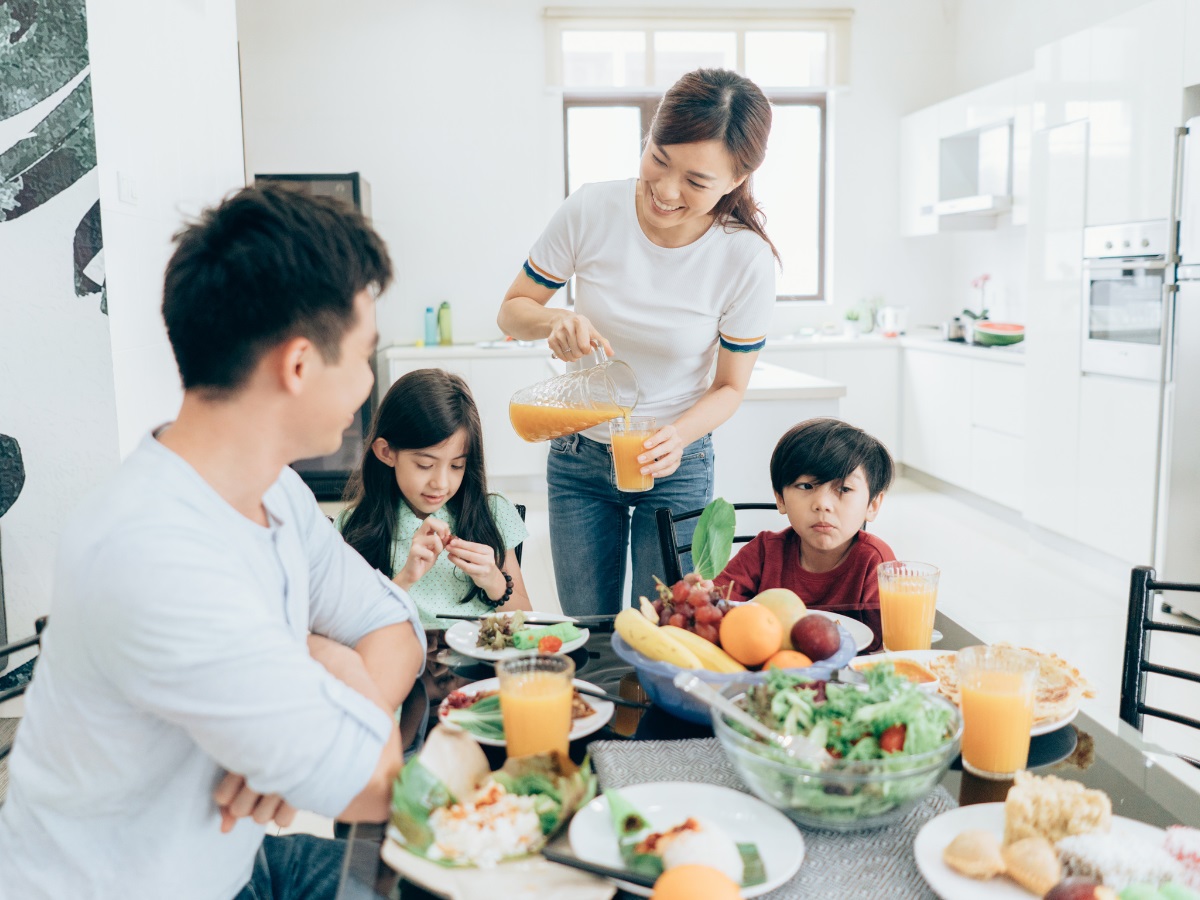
top-left (636, 139), bottom-right (746, 244)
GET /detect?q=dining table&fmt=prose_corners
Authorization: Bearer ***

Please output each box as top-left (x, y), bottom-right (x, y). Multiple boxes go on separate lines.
top-left (333, 610), bottom-right (1200, 899)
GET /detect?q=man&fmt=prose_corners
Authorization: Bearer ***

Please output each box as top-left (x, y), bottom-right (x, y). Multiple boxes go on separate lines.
top-left (0, 186), bottom-right (425, 899)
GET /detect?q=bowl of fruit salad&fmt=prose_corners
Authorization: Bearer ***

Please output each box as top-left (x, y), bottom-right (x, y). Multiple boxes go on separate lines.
top-left (612, 576), bottom-right (857, 725)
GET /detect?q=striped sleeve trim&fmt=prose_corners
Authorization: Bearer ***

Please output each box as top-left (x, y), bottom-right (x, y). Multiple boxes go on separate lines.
top-left (719, 333), bottom-right (767, 353)
top-left (523, 259), bottom-right (567, 290)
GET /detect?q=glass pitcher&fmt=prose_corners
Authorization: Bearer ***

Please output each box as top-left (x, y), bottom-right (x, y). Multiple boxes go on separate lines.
top-left (508, 346), bottom-right (640, 442)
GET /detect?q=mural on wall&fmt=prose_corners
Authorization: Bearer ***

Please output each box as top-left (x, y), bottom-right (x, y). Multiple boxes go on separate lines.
top-left (0, 0), bottom-right (107, 680)
top-left (1, 0), bottom-right (105, 312)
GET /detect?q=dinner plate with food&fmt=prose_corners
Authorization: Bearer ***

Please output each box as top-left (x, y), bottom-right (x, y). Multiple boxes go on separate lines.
top-left (437, 677), bottom-right (615, 747)
top-left (445, 611), bottom-right (590, 661)
top-left (913, 771), bottom-right (1200, 898)
top-left (849, 650), bottom-right (943, 691)
top-left (568, 782), bottom-right (804, 898)
top-left (921, 646), bottom-right (1092, 736)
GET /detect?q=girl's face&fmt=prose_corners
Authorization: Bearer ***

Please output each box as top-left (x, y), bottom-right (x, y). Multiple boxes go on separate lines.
top-left (637, 139), bottom-right (747, 244)
top-left (373, 427), bottom-right (468, 518)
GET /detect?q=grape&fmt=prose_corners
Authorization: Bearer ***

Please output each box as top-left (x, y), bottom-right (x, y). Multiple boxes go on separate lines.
top-left (671, 581), bottom-right (690, 604)
top-left (652, 600), bottom-right (664, 614)
top-left (694, 604), bottom-right (720, 624)
top-left (686, 587), bottom-right (710, 609)
top-left (710, 607), bottom-right (724, 623)
top-left (683, 572), bottom-right (701, 585)
top-left (698, 579), bottom-right (715, 592)
top-left (668, 613), bottom-right (687, 628)
top-left (658, 611), bottom-right (671, 627)
top-left (694, 623), bottom-right (719, 644)
top-left (682, 606), bottom-right (695, 622)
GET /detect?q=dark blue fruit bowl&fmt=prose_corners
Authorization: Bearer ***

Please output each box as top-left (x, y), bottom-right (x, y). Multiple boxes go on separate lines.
top-left (611, 626), bottom-right (858, 725)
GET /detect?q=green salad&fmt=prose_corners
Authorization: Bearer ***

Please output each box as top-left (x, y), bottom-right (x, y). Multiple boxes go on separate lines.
top-left (728, 664), bottom-right (960, 822)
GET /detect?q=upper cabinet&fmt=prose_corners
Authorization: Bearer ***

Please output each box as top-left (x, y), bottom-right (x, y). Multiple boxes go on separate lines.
top-left (1032, 29), bottom-right (1092, 132)
top-left (1187, 0), bottom-right (1200, 86)
top-left (1086, 0), bottom-right (1185, 225)
top-left (899, 105), bottom-right (940, 237)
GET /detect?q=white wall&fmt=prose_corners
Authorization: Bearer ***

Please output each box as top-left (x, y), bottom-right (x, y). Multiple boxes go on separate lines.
top-left (236, 0), bottom-right (961, 344)
top-left (88, 0), bottom-right (247, 458)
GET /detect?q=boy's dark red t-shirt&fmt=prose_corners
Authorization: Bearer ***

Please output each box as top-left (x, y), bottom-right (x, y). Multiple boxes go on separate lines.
top-left (715, 529), bottom-right (895, 653)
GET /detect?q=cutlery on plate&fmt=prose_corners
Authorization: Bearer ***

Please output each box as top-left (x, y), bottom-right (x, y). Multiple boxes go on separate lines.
top-left (540, 847), bottom-right (657, 888)
top-left (831, 665), bottom-right (867, 685)
top-left (672, 671), bottom-right (833, 767)
top-left (437, 611), bottom-right (581, 625)
top-left (573, 683), bottom-right (650, 709)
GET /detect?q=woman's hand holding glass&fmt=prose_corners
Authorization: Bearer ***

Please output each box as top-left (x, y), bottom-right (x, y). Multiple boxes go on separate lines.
top-left (637, 424), bottom-right (685, 478)
top-left (547, 312), bottom-right (612, 362)
top-left (394, 517), bottom-right (450, 589)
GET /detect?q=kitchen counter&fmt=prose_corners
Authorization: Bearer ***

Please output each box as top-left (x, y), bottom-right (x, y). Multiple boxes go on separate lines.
top-left (901, 331), bottom-right (1026, 365)
top-left (379, 340), bottom-right (552, 361)
top-left (743, 361), bottom-right (846, 400)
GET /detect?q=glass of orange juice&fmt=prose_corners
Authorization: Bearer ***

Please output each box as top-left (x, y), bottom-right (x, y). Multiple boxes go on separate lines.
top-left (957, 645), bottom-right (1037, 780)
top-left (495, 654), bottom-right (575, 759)
top-left (877, 561), bottom-right (940, 651)
top-left (609, 416), bottom-right (655, 492)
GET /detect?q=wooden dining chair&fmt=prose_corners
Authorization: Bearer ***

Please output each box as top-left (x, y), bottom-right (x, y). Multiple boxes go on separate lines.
top-left (513, 503), bottom-right (526, 566)
top-left (655, 503), bottom-right (783, 585)
top-left (1119, 565), bottom-right (1200, 767)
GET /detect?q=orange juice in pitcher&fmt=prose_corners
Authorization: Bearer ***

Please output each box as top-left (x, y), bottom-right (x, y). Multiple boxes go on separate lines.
top-left (508, 346), bottom-right (640, 442)
top-left (509, 402), bottom-right (623, 443)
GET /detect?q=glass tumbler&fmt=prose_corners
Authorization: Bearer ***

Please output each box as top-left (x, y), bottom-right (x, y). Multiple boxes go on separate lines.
top-left (957, 645), bottom-right (1037, 780)
top-left (877, 561), bottom-right (940, 651)
top-left (496, 654), bottom-right (575, 759)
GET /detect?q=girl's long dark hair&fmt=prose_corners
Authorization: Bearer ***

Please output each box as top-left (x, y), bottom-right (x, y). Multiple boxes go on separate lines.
top-left (341, 369), bottom-right (505, 601)
top-left (651, 68), bottom-right (780, 263)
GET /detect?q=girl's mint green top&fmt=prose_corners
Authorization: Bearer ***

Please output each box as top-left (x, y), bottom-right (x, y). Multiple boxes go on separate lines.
top-left (337, 494), bottom-right (528, 629)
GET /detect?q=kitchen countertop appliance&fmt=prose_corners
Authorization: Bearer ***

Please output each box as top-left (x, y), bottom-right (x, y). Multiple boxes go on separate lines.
top-left (1156, 117), bottom-right (1200, 618)
top-left (1080, 220), bottom-right (1170, 381)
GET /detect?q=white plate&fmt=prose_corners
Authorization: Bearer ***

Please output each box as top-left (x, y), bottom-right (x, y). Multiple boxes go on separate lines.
top-left (850, 650), bottom-right (944, 692)
top-left (897, 650), bottom-right (1079, 737)
top-left (444, 618), bottom-right (590, 661)
top-left (913, 802), bottom-right (1166, 899)
top-left (568, 781), bottom-right (804, 898)
top-left (808, 610), bottom-right (875, 651)
top-left (381, 827), bottom-right (615, 900)
top-left (437, 677), bottom-right (615, 747)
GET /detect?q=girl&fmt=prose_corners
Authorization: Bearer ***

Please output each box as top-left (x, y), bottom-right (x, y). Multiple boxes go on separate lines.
top-left (338, 369), bottom-right (531, 629)
top-left (497, 67), bottom-right (777, 617)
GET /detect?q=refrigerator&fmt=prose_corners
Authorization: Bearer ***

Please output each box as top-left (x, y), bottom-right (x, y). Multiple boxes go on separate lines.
top-left (1157, 116), bottom-right (1200, 617)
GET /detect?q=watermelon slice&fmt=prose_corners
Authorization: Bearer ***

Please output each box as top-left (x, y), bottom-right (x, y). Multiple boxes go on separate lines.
top-left (974, 322), bottom-right (1025, 346)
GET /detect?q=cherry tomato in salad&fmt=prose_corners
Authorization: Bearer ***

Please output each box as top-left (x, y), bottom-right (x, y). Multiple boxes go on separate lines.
top-left (879, 724), bottom-right (907, 753)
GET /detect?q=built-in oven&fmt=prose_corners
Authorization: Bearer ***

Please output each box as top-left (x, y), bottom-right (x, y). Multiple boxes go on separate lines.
top-left (1081, 221), bottom-right (1170, 381)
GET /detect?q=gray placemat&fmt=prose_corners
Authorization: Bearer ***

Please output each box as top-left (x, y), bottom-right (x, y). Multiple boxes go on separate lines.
top-left (588, 737), bottom-right (956, 900)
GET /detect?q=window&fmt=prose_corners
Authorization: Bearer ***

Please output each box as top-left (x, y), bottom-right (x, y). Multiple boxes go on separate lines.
top-left (548, 10), bottom-right (851, 303)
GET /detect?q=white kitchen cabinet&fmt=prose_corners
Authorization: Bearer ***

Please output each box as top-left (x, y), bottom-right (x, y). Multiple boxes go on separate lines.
top-left (824, 347), bottom-right (901, 453)
top-left (1075, 375), bottom-right (1159, 563)
top-left (1187, 0), bottom-right (1200, 86)
top-left (1010, 71), bottom-right (1034, 226)
top-left (964, 77), bottom-right (1017, 131)
top-left (760, 347), bottom-right (825, 376)
top-left (899, 106), bottom-right (940, 237)
top-left (971, 358), bottom-right (1025, 438)
top-left (1086, 0), bottom-right (1185, 226)
top-left (1033, 30), bottom-right (1092, 132)
top-left (968, 358), bottom-right (1026, 511)
top-left (379, 348), bottom-right (550, 481)
top-left (901, 350), bottom-right (972, 489)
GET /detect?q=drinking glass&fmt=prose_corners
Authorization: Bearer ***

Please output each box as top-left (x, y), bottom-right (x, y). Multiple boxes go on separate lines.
top-left (957, 645), bottom-right (1037, 780)
top-left (496, 654), bottom-right (575, 759)
top-left (877, 561), bottom-right (940, 650)
top-left (609, 416), bottom-right (656, 492)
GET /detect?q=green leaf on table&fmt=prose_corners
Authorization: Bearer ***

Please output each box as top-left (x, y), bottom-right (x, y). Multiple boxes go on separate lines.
top-left (443, 693), bottom-right (506, 741)
top-left (738, 843), bottom-right (767, 887)
top-left (691, 498), bottom-right (736, 580)
top-left (389, 759), bottom-right (450, 851)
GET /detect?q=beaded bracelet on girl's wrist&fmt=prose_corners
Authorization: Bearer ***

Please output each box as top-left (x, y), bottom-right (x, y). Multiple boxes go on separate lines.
top-left (484, 570), bottom-right (513, 606)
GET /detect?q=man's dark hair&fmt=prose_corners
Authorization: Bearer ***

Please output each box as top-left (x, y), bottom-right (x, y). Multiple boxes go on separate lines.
top-left (162, 184), bottom-right (392, 394)
top-left (770, 418), bottom-right (895, 499)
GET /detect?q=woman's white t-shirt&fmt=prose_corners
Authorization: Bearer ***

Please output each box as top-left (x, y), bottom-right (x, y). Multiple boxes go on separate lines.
top-left (525, 178), bottom-right (777, 443)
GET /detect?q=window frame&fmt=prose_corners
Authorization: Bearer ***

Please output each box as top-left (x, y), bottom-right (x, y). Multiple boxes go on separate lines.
top-left (562, 89), bottom-right (829, 303)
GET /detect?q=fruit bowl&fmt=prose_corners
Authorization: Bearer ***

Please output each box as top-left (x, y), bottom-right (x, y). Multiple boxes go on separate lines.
top-left (610, 627), bottom-right (858, 725)
top-left (713, 691), bottom-right (962, 831)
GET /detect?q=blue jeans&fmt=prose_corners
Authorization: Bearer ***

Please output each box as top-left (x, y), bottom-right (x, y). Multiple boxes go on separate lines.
top-left (235, 834), bottom-right (345, 900)
top-left (547, 433), bottom-right (715, 617)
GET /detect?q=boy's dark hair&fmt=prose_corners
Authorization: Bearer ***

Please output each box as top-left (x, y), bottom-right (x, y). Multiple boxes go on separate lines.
top-left (770, 418), bottom-right (895, 499)
top-left (162, 184), bottom-right (392, 395)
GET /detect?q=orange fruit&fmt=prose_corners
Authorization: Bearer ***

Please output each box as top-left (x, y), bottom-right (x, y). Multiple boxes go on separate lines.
top-left (764, 649), bottom-right (814, 670)
top-left (718, 603), bottom-right (783, 667)
top-left (651, 865), bottom-right (742, 900)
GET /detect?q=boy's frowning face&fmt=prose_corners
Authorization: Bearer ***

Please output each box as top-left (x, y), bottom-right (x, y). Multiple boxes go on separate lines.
top-left (775, 465), bottom-right (883, 564)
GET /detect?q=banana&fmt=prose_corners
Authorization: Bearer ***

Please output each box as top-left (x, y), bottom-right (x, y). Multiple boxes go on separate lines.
top-left (615, 608), bottom-right (702, 669)
top-left (638, 595), bottom-right (658, 623)
top-left (659, 625), bottom-right (747, 674)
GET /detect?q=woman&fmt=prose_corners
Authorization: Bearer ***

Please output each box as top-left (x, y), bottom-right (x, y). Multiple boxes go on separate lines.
top-left (497, 68), bottom-right (778, 617)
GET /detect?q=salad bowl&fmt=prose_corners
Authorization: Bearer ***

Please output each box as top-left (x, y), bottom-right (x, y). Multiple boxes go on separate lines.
top-left (610, 625), bottom-right (857, 725)
top-left (712, 671), bottom-right (962, 831)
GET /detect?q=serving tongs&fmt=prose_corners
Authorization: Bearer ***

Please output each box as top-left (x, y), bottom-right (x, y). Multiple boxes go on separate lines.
top-left (672, 672), bottom-right (833, 767)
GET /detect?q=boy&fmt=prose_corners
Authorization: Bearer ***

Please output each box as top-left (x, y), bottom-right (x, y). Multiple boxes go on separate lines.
top-left (0, 186), bottom-right (426, 899)
top-left (715, 417), bottom-right (895, 652)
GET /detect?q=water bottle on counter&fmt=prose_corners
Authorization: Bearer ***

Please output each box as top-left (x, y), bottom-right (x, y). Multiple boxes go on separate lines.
top-left (424, 307), bottom-right (438, 346)
top-left (437, 301), bottom-right (453, 346)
